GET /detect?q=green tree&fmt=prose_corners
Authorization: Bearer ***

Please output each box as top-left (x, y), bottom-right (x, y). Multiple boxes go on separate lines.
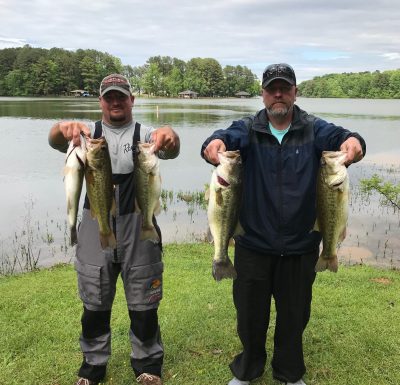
top-left (48, 48), bottom-right (80, 95)
top-left (184, 58), bottom-right (224, 97)
top-left (3, 69), bottom-right (27, 96)
top-left (147, 56), bottom-right (174, 76)
top-left (298, 69), bottom-right (400, 99)
top-left (97, 53), bottom-right (123, 80)
top-left (222, 65), bottom-right (259, 96)
top-left (360, 174), bottom-right (400, 211)
top-left (31, 58), bottom-right (58, 95)
top-left (0, 48), bottom-right (19, 78)
top-left (143, 62), bottom-right (163, 96)
top-left (388, 71), bottom-right (400, 98)
top-left (79, 56), bottom-right (99, 94)
top-left (13, 45), bottom-right (47, 72)
top-left (165, 67), bottom-right (184, 96)
top-left (128, 65), bottom-right (146, 95)
top-left (0, 48), bottom-right (19, 94)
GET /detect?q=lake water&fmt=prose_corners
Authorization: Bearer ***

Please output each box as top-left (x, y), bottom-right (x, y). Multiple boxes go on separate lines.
top-left (0, 96), bottom-right (399, 270)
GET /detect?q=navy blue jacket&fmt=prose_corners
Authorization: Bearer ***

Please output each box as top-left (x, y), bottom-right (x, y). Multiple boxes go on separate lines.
top-left (201, 105), bottom-right (366, 256)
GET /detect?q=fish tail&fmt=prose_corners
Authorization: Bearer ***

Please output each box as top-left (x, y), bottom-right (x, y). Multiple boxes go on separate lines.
top-left (99, 231), bottom-right (117, 250)
top-left (212, 258), bottom-right (237, 281)
top-left (70, 227), bottom-right (78, 246)
top-left (314, 256), bottom-right (328, 272)
top-left (140, 227), bottom-right (160, 243)
top-left (315, 253), bottom-right (338, 273)
top-left (327, 256), bottom-right (339, 273)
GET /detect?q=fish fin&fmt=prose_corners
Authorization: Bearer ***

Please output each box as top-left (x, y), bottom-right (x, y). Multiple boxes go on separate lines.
top-left (111, 198), bottom-right (116, 218)
top-left (204, 187), bottom-right (210, 201)
top-left (90, 207), bottom-right (96, 219)
top-left (233, 221), bottom-right (245, 236)
top-left (63, 166), bottom-right (69, 176)
top-left (313, 218), bottom-right (320, 232)
top-left (153, 199), bottom-right (161, 216)
top-left (70, 227), bottom-right (78, 246)
top-left (215, 189), bottom-right (223, 205)
top-left (212, 258), bottom-right (237, 281)
top-left (140, 226), bottom-right (160, 243)
top-left (99, 231), bottom-right (117, 250)
top-left (134, 198), bottom-right (141, 214)
top-left (66, 197), bottom-right (71, 211)
top-left (85, 170), bottom-right (94, 184)
top-left (338, 227), bottom-right (346, 242)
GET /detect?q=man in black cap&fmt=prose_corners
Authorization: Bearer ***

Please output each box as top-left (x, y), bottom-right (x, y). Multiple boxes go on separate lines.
top-left (200, 63), bottom-right (366, 385)
top-left (49, 74), bottom-right (180, 385)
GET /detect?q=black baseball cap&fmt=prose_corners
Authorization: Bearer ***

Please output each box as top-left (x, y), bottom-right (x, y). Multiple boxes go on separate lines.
top-left (262, 63), bottom-right (296, 88)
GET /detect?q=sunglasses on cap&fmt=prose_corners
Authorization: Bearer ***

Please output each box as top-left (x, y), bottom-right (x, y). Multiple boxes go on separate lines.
top-left (262, 63), bottom-right (296, 88)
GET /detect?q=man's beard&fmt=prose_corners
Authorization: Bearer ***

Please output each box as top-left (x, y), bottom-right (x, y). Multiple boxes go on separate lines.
top-left (109, 113), bottom-right (126, 123)
top-left (267, 103), bottom-right (293, 118)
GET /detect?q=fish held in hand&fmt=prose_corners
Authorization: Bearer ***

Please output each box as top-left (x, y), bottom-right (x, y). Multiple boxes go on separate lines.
top-left (314, 151), bottom-right (349, 272)
top-left (207, 150), bottom-right (243, 281)
top-left (85, 137), bottom-right (116, 249)
top-left (64, 139), bottom-right (87, 246)
top-left (134, 142), bottom-right (161, 243)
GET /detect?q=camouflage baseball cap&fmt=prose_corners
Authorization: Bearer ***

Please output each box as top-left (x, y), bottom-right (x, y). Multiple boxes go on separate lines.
top-left (99, 74), bottom-right (133, 97)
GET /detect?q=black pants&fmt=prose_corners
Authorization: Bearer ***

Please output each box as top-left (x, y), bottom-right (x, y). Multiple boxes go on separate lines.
top-left (229, 244), bottom-right (318, 383)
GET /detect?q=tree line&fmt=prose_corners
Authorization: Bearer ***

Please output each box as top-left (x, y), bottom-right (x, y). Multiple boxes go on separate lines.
top-left (2, 45), bottom-right (399, 98)
top-left (0, 45), bottom-right (260, 97)
top-left (297, 70), bottom-right (400, 99)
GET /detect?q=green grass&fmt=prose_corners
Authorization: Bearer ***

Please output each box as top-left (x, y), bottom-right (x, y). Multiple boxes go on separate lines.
top-left (1, 243), bottom-right (400, 385)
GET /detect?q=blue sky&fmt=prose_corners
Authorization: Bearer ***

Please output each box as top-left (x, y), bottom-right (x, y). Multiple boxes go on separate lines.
top-left (1, 0), bottom-right (399, 83)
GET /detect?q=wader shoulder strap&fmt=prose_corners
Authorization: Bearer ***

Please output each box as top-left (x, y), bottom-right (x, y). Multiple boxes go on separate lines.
top-left (94, 120), bottom-right (102, 138)
top-left (132, 121), bottom-right (141, 161)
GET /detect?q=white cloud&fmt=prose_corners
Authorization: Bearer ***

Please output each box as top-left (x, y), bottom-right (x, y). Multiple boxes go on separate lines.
top-left (382, 53), bottom-right (400, 60)
top-left (0, 0), bottom-right (399, 81)
top-left (0, 37), bottom-right (28, 49)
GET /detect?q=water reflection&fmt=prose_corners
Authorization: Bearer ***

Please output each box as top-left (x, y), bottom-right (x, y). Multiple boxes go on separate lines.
top-left (0, 97), bottom-right (399, 272)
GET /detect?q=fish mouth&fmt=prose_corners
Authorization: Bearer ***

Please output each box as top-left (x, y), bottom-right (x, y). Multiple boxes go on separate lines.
top-left (76, 153), bottom-right (85, 167)
top-left (217, 175), bottom-right (230, 187)
top-left (328, 175), bottom-right (347, 189)
top-left (331, 181), bottom-right (343, 188)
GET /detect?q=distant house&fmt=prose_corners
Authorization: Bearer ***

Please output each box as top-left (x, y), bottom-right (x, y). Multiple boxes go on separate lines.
top-left (235, 91), bottom-right (251, 98)
top-left (178, 90), bottom-right (198, 99)
top-left (70, 89), bottom-right (90, 97)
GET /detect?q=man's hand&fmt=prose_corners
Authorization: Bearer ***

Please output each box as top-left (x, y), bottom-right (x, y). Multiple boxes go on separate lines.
top-left (340, 137), bottom-right (364, 166)
top-left (203, 139), bottom-right (226, 165)
top-left (59, 121), bottom-right (91, 145)
top-left (48, 121), bottom-right (91, 151)
top-left (151, 126), bottom-right (180, 157)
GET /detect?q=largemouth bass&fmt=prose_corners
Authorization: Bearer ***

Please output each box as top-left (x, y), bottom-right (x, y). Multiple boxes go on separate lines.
top-left (207, 150), bottom-right (243, 281)
top-left (85, 137), bottom-right (116, 249)
top-left (314, 151), bottom-right (349, 272)
top-left (64, 139), bottom-right (86, 246)
top-left (134, 142), bottom-right (161, 242)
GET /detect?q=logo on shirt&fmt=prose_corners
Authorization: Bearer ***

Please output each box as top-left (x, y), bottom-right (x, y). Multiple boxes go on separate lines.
top-left (123, 143), bottom-right (133, 154)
